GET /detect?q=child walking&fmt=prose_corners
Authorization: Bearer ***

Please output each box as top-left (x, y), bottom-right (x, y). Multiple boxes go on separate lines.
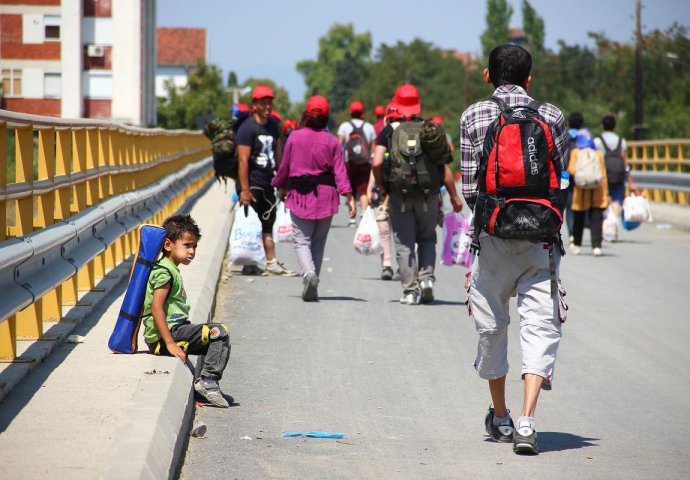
top-left (142, 214), bottom-right (232, 408)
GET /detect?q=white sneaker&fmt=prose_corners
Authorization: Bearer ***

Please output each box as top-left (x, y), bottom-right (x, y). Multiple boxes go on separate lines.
top-left (592, 247), bottom-right (602, 256)
top-left (568, 243), bottom-right (581, 255)
top-left (419, 278), bottom-right (434, 303)
top-left (400, 291), bottom-right (421, 305)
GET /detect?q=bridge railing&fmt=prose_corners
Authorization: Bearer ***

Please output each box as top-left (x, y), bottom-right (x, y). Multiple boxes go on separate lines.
top-left (627, 139), bottom-right (690, 205)
top-left (0, 110), bottom-right (211, 361)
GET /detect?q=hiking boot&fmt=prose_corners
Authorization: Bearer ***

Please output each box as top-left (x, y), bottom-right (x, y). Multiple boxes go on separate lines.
top-left (194, 379), bottom-right (231, 408)
top-left (513, 421), bottom-right (538, 454)
top-left (266, 261), bottom-right (298, 277)
top-left (400, 290), bottom-right (421, 305)
top-left (302, 272), bottom-right (319, 301)
top-left (592, 247), bottom-right (602, 256)
top-left (242, 265), bottom-right (264, 276)
top-left (484, 406), bottom-right (514, 443)
top-left (420, 278), bottom-right (434, 303)
top-left (381, 266), bottom-right (394, 281)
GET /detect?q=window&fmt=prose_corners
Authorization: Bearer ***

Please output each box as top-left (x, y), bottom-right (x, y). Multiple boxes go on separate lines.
top-left (44, 73), bottom-right (61, 98)
top-left (83, 71), bottom-right (112, 99)
top-left (44, 16), bottom-right (61, 41)
top-left (1, 69), bottom-right (22, 97)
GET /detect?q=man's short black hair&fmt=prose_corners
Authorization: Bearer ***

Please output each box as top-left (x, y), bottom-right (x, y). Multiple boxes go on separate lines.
top-left (300, 111), bottom-right (329, 130)
top-left (162, 214), bottom-right (201, 242)
top-left (568, 112), bottom-right (584, 130)
top-left (602, 114), bottom-right (616, 131)
top-left (488, 44), bottom-right (532, 88)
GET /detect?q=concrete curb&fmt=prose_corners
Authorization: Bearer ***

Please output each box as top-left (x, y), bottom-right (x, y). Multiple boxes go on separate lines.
top-left (102, 179), bottom-right (236, 479)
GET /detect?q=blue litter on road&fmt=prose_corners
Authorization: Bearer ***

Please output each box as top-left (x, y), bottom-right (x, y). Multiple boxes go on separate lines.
top-left (283, 431), bottom-right (345, 439)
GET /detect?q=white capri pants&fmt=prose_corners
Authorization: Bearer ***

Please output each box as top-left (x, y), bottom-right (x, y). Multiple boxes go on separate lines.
top-left (469, 234), bottom-right (565, 390)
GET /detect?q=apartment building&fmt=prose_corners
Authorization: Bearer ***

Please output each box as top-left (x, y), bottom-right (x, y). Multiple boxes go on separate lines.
top-left (0, 0), bottom-right (156, 126)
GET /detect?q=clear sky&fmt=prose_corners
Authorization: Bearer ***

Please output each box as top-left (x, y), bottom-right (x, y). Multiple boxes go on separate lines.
top-left (157, 0), bottom-right (689, 102)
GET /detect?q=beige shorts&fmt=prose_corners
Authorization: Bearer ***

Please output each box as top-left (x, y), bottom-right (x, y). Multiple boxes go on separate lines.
top-left (468, 234), bottom-right (566, 389)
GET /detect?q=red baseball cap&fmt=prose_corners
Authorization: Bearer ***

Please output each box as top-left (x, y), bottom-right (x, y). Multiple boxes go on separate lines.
top-left (385, 102), bottom-right (401, 120)
top-left (252, 85), bottom-right (275, 100)
top-left (431, 116), bottom-right (443, 125)
top-left (374, 105), bottom-right (385, 116)
top-left (271, 110), bottom-right (282, 121)
top-left (393, 84), bottom-right (421, 117)
top-left (306, 94), bottom-right (329, 115)
top-left (349, 101), bottom-right (364, 114)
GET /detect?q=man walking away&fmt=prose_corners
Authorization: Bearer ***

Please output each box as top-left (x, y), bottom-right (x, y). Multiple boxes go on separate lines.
top-left (459, 44), bottom-right (568, 454)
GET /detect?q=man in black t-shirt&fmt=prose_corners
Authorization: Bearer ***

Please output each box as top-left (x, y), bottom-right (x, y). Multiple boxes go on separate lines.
top-left (236, 85), bottom-right (296, 276)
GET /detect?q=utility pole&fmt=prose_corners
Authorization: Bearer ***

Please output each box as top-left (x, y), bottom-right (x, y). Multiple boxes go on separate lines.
top-left (634, 0), bottom-right (644, 140)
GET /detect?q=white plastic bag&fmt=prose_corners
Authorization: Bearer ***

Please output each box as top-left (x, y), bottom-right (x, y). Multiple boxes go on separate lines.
top-left (602, 205), bottom-right (619, 242)
top-left (272, 202), bottom-right (294, 243)
top-left (623, 193), bottom-right (653, 223)
top-left (353, 207), bottom-right (382, 255)
top-left (230, 205), bottom-right (266, 265)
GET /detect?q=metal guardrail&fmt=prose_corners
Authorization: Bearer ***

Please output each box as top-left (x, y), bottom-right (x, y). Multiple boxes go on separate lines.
top-left (628, 139), bottom-right (690, 205)
top-left (1, 109), bottom-right (213, 360)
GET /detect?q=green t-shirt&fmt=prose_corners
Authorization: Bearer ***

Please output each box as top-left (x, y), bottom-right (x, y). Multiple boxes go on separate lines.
top-left (142, 256), bottom-right (190, 345)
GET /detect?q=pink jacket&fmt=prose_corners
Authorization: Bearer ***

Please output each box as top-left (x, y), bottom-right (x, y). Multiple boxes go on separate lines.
top-left (271, 127), bottom-right (351, 220)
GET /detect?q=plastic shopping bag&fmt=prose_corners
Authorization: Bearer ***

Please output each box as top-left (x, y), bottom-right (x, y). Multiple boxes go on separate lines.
top-left (353, 207), bottom-right (382, 255)
top-left (230, 205), bottom-right (266, 265)
top-left (602, 205), bottom-right (620, 242)
top-left (272, 202), bottom-right (294, 243)
top-left (623, 193), bottom-right (653, 224)
top-left (440, 212), bottom-right (472, 267)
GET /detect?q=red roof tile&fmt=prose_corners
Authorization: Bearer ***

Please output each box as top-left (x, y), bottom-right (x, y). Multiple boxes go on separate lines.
top-left (157, 28), bottom-right (206, 66)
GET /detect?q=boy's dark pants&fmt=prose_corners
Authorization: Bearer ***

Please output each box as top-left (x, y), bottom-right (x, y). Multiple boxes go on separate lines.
top-left (148, 322), bottom-right (230, 382)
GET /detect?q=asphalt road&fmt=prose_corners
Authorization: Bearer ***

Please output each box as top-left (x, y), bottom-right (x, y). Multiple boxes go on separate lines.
top-left (180, 206), bottom-right (690, 480)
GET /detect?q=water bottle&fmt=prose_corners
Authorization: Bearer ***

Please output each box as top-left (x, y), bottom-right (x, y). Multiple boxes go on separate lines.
top-left (560, 171), bottom-right (570, 190)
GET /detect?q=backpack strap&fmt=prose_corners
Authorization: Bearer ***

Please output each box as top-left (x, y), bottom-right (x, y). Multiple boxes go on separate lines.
top-left (615, 136), bottom-right (623, 152)
top-left (488, 96), bottom-right (509, 112)
top-left (598, 136), bottom-right (612, 154)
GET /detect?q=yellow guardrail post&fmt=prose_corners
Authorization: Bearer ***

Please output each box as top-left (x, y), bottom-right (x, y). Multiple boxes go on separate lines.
top-left (0, 123), bottom-right (6, 242)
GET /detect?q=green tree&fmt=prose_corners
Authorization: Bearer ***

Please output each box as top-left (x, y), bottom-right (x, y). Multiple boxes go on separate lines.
top-left (157, 60), bottom-right (231, 129)
top-left (296, 23), bottom-right (372, 113)
top-left (480, 0), bottom-right (513, 60)
top-left (522, 0), bottom-right (545, 55)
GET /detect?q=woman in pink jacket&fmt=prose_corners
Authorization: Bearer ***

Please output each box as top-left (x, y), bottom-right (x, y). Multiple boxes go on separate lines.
top-left (272, 95), bottom-right (355, 301)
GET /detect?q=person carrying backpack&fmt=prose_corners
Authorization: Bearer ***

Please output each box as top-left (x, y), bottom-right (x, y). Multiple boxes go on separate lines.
top-left (372, 85), bottom-right (463, 305)
top-left (236, 85), bottom-right (297, 277)
top-left (568, 133), bottom-right (608, 256)
top-left (593, 114), bottom-right (637, 221)
top-left (459, 45), bottom-right (568, 454)
top-left (337, 101), bottom-right (378, 226)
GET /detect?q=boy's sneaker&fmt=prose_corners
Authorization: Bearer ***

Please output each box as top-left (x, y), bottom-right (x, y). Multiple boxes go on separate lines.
top-left (194, 379), bottom-right (231, 408)
top-left (241, 265), bottom-right (264, 276)
top-left (302, 272), bottom-right (319, 301)
top-left (420, 278), bottom-right (434, 303)
top-left (484, 406), bottom-right (514, 443)
top-left (381, 266), bottom-right (394, 281)
top-left (592, 247), bottom-right (602, 257)
top-left (348, 218), bottom-right (356, 227)
top-left (400, 290), bottom-right (421, 305)
top-left (568, 243), bottom-right (581, 255)
top-left (513, 421), bottom-right (538, 454)
top-left (266, 261), bottom-right (298, 277)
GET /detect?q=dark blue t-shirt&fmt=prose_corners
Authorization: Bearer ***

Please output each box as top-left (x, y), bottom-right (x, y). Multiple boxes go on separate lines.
top-left (235, 116), bottom-right (280, 189)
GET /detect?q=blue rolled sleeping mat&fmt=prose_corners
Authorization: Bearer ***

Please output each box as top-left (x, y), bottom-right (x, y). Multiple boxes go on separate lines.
top-left (108, 224), bottom-right (166, 354)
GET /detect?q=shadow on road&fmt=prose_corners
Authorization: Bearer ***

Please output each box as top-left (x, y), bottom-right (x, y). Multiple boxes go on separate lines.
top-left (317, 296), bottom-right (367, 302)
top-left (538, 432), bottom-right (599, 452)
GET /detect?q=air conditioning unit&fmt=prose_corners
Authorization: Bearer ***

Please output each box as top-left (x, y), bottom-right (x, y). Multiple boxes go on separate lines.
top-left (87, 44), bottom-right (105, 57)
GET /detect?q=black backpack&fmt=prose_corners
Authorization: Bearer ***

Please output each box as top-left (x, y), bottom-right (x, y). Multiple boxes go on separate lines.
top-left (599, 136), bottom-right (626, 183)
top-left (346, 121), bottom-right (371, 165)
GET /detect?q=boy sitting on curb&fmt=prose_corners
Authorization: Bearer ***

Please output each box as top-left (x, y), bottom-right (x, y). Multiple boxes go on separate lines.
top-left (142, 214), bottom-right (233, 408)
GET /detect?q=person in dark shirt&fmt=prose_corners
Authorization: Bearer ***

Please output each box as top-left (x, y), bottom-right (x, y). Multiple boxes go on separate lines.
top-left (236, 85), bottom-right (296, 276)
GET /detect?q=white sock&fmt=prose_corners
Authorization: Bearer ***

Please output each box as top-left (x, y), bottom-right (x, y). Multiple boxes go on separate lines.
top-left (267, 258), bottom-right (277, 265)
top-left (493, 412), bottom-right (512, 427)
top-left (517, 416), bottom-right (535, 431)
